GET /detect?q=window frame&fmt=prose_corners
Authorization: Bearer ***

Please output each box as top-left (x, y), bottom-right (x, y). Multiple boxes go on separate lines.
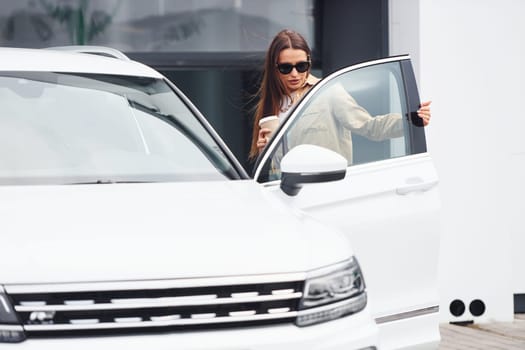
top-left (253, 55), bottom-right (426, 183)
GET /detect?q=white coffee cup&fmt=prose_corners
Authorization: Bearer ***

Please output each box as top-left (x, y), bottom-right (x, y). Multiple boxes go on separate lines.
top-left (258, 115), bottom-right (279, 138)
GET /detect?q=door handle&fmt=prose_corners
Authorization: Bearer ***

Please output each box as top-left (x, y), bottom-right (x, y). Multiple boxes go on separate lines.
top-left (396, 179), bottom-right (438, 195)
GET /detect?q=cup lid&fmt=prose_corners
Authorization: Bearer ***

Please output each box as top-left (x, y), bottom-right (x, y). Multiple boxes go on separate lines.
top-left (258, 115), bottom-right (278, 126)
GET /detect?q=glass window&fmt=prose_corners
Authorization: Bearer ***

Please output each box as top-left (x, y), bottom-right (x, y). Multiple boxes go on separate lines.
top-left (0, 72), bottom-right (239, 185)
top-left (260, 61), bottom-right (410, 182)
top-left (0, 0), bottom-right (314, 52)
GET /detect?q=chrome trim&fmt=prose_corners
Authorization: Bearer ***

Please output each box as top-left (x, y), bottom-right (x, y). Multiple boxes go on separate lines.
top-left (70, 319), bottom-right (100, 325)
top-left (15, 292), bottom-right (302, 312)
top-left (20, 301), bottom-right (47, 307)
top-left (5, 273), bottom-right (305, 294)
top-left (150, 315), bottom-right (180, 322)
top-left (231, 291), bottom-right (258, 298)
top-left (229, 310), bottom-right (256, 317)
top-left (45, 46), bottom-right (131, 61)
top-left (374, 305), bottom-right (439, 324)
top-left (64, 300), bottom-right (94, 305)
top-left (272, 289), bottom-right (294, 295)
top-left (8, 260), bottom-right (357, 295)
top-left (0, 325), bottom-right (24, 331)
top-left (23, 311), bottom-right (298, 331)
top-left (268, 307), bottom-right (290, 314)
top-left (115, 317), bottom-right (142, 323)
top-left (23, 297), bottom-right (366, 332)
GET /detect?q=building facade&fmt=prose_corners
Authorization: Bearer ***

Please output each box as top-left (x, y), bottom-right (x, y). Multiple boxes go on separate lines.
top-left (0, 0), bottom-right (389, 171)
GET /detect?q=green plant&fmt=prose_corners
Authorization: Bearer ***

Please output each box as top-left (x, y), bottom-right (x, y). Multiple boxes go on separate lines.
top-left (39, 0), bottom-right (121, 45)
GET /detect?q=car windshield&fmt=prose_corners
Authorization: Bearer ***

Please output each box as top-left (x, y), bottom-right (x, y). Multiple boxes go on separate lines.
top-left (0, 71), bottom-right (239, 185)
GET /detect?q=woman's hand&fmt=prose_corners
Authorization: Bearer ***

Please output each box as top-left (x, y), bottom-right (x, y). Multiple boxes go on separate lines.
top-left (256, 128), bottom-right (272, 152)
top-left (418, 101), bottom-right (432, 126)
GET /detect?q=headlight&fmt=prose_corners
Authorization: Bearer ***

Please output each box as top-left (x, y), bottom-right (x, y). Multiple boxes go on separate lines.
top-left (296, 258), bottom-right (366, 326)
top-left (0, 286), bottom-right (25, 343)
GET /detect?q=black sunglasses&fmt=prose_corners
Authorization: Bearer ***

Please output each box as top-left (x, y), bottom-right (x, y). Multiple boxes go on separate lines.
top-left (276, 61), bottom-right (311, 74)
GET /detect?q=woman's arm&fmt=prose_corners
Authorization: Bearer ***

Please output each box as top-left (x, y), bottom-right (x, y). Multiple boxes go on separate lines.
top-left (330, 84), bottom-right (404, 141)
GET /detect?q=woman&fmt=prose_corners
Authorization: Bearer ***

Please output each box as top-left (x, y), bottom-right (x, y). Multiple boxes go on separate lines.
top-left (249, 29), bottom-right (432, 159)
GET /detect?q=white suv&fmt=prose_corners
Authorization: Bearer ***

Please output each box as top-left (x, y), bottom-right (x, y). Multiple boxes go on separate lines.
top-left (0, 47), bottom-right (440, 349)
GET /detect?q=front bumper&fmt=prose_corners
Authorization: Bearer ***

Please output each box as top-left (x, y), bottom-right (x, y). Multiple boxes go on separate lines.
top-left (3, 306), bottom-right (378, 350)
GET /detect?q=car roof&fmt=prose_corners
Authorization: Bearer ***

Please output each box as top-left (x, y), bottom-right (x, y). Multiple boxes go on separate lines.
top-left (0, 47), bottom-right (163, 78)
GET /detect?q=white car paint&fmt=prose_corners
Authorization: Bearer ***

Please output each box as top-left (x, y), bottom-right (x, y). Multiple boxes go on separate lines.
top-left (0, 47), bottom-right (378, 350)
top-left (1, 47), bottom-right (442, 350)
top-left (263, 153), bottom-right (441, 350)
top-left (0, 47), bottom-right (162, 78)
top-left (255, 56), bottom-right (442, 349)
top-left (0, 181), bottom-right (354, 284)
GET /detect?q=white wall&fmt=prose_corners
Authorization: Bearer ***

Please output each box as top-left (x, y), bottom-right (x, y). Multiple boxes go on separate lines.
top-left (390, 0), bottom-right (525, 323)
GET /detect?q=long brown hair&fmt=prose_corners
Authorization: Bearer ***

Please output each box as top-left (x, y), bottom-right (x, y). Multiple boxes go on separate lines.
top-left (249, 29), bottom-right (312, 159)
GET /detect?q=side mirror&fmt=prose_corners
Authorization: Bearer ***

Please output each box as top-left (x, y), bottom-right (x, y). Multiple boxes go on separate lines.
top-left (280, 144), bottom-right (347, 196)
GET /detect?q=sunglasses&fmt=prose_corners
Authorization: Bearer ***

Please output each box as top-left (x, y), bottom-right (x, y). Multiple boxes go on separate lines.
top-left (276, 61), bottom-right (311, 74)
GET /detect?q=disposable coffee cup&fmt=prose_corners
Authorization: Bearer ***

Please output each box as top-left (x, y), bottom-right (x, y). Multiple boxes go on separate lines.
top-left (258, 115), bottom-right (279, 138)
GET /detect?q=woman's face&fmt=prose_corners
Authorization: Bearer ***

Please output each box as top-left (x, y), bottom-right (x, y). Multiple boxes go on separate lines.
top-left (276, 48), bottom-right (309, 94)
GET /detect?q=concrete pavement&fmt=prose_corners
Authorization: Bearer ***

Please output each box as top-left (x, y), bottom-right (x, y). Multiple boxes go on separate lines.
top-left (439, 314), bottom-right (525, 349)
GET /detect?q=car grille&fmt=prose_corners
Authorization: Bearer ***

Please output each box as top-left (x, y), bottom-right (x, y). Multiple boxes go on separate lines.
top-left (5, 275), bottom-right (304, 337)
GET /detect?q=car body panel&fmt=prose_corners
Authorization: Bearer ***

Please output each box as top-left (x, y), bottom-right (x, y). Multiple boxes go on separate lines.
top-left (256, 56), bottom-right (441, 349)
top-left (0, 47), bottom-right (377, 349)
top-left (0, 47), bottom-right (162, 78)
top-left (0, 181), bottom-right (353, 284)
top-left (0, 306), bottom-right (377, 350)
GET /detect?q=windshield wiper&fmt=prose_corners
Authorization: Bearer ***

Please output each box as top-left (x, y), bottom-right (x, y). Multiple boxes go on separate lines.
top-left (127, 99), bottom-right (240, 180)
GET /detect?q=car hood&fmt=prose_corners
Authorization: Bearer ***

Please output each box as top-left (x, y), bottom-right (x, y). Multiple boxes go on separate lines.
top-left (0, 181), bottom-right (352, 284)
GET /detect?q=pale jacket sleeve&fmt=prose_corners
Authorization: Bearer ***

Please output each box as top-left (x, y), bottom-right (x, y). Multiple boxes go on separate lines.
top-left (329, 83), bottom-right (404, 141)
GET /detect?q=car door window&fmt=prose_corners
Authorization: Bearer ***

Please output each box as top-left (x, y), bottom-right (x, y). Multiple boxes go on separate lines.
top-left (258, 61), bottom-right (411, 182)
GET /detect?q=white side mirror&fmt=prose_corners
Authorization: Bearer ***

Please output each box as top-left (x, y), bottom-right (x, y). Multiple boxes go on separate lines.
top-left (280, 144), bottom-right (347, 196)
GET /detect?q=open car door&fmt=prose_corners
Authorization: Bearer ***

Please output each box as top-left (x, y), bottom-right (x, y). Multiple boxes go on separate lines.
top-left (254, 56), bottom-right (441, 350)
